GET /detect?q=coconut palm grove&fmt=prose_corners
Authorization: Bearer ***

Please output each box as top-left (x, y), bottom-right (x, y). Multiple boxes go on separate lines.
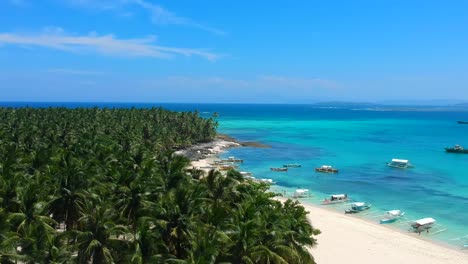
top-left (0, 107), bottom-right (319, 263)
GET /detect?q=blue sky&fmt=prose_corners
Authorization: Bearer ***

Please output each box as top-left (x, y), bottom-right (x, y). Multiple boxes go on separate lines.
top-left (1, 0), bottom-right (468, 103)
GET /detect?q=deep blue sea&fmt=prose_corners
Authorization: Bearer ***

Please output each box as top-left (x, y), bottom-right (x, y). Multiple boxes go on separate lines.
top-left (2, 102), bottom-right (468, 248)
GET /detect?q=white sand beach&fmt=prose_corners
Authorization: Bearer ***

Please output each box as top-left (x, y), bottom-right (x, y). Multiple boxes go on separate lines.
top-left (181, 138), bottom-right (240, 173)
top-left (289, 198), bottom-right (467, 264)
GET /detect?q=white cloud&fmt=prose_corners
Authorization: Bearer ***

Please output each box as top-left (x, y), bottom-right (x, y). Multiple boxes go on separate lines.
top-left (132, 0), bottom-right (226, 36)
top-left (64, 0), bottom-right (225, 36)
top-left (0, 29), bottom-right (219, 60)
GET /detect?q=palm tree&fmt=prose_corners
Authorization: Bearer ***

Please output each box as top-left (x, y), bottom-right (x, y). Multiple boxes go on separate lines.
top-left (47, 150), bottom-right (88, 231)
top-left (3, 183), bottom-right (57, 263)
top-left (76, 203), bottom-right (129, 264)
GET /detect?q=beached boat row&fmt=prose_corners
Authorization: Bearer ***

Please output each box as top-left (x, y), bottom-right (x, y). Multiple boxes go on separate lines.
top-left (321, 193), bottom-right (435, 231)
top-left (291, 191), bottom-right (441, 233)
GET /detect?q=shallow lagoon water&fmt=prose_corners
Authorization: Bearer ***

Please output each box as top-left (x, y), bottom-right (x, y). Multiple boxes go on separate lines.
top-left (209, 104), bottom-right (468, 248)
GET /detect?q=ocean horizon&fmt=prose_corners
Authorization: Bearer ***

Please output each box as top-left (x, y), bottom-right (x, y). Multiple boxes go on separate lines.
top-left (2, 102), bottom-right (468, 248)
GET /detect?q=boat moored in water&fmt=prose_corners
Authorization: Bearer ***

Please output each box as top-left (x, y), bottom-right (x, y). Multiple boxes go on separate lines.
top-left (315, 165), bottom-right (339, 173)
top-left (292, 189), bottom-right (311, 198)
top-left (322, 194), bottom-right (348, 204)
top-left (445, 145), bottom-right (468, 154)
top-left (457, 121), bottom-right (468, 124)
top-left (257, 178), bottom-right (276, 184)
top-left (220, 156), bottom-right (244, 163)
top-left (410, 218), bottom-right (436, 233)
top-left (271, 167), bottom-right (288, 172)
top-left (386, 158), bottom-right (413, 169)
top-left (379, 210), bottom-right (405, 224)
top-left (345, 202), bottom-right (371, 214)
top-left (283, 164), bottom-right (302, 168)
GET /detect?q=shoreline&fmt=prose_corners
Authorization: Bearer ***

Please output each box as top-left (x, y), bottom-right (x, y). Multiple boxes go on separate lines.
top-left (277, 197), bottom-right (467, 264)
top-left (182, 137), bottom-right (467, 263)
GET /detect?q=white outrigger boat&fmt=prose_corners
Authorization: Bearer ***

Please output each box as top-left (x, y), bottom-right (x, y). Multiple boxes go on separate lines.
top-left (258, 178), bottom-right (276, 185)
top-left (345, 202), bottom-right (371, 214)
top-left (292, 189), bottom-right (311, 198)
top-left (322, 194), bottom-right (348, 205)
top-left (410, 217), bottom-right (436, 233)
top-left (387, 158), bottom-right (413, 169)
top-left (379, 210), bottom-right (405, 224)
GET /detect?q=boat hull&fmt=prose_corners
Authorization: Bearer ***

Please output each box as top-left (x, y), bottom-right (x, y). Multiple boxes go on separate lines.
top-left (445, 148), bottom-right (468, 154)
top-left (379, 212), bottom-right (404, 224)
top-left (315, 168), bottom-right (339, 173)
top-left (271, 168), bottom-right (288, 172)
top-left (380, 218), bottom-right (398, 224)
top-left (386, 163), bottom-right (410, 169)
top-left (322, 199), bottom-right (347, 205)
top-left (345, 204), bottom-right (371, 214)
top-left (283, 164), bottom-right (301, 168)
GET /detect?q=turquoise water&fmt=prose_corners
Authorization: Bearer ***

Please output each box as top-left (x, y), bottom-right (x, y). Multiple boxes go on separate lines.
top-left (3, 102), bottom-right (468, 248)
top-left (210, 105), bottom-right (468, 248)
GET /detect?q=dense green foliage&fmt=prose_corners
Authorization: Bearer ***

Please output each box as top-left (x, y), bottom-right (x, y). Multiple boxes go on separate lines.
top-left (0, 107), bottom-right (319, 263)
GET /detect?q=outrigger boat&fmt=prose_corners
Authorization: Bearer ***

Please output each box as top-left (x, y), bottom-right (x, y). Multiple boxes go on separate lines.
top-left (292, 189), bottom-right (311, 198)
top-left (386, 158), bottom-right (413, 169)
top-left (445, 145), bottom-right (468, 154)
top-left (283, 164), bottom-right (301, 168)
top-left (270, 167), bottom-right (288, 172)
top-left (258, 178), bottom-right (275, 184)
top-left (345, 202), bottom-right (371, 214)
top-left (322, 194), bottom-right (348, 204)
top-left (410, 217), bottom-right (436, 233)
top-left (315, 165), bottom-right (339, 173)
top-left (221, 156), bottom-right (244, 163)
top-left (379, 210), bottom-right (405, 224)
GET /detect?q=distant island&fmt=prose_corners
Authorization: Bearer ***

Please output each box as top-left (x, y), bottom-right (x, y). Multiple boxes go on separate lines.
top-left (312, 101), bottom-right (468, 112)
